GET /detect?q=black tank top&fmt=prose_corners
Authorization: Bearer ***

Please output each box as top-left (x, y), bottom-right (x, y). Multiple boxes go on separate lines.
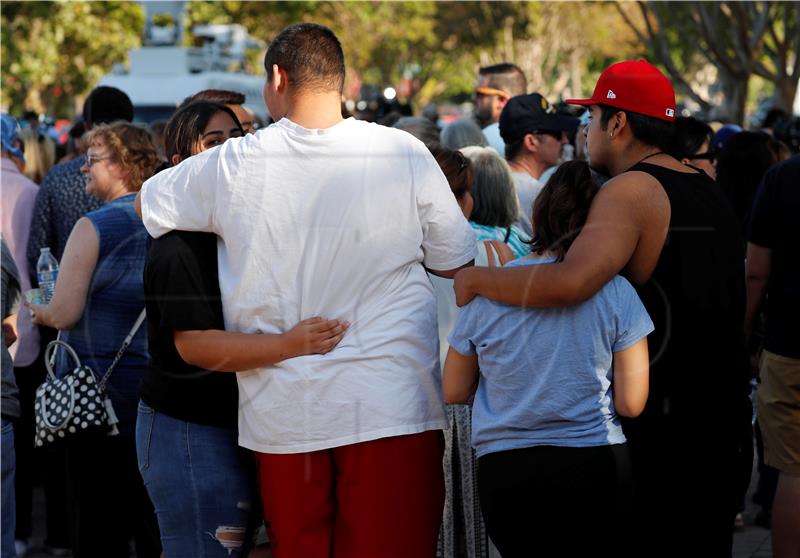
top-left (623, 163), bottom-right (750, 440)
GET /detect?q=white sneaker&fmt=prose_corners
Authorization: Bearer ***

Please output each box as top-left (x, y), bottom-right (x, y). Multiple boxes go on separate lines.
top-left (14, 539), bottom-right (29, 558)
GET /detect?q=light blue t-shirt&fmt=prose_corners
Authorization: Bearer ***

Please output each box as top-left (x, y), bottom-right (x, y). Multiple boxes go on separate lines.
top-left (448, 257), bottom-right (654, 458)
top-left (470, 222), bottom-right (530, 259)
top-left (482, 122), bottom-right (505, 156)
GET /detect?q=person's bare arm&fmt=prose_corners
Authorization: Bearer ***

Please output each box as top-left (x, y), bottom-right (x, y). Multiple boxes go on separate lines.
top-left (744, 243), bottom-right (771, 341)
top-left (442, 346), bottom-right (479, 404)
top-left (453, 172), bottom-right (670, 307)
top-left (612, 337), bottom-right (650, 417)
top-left (29, 218), bottom-right (99, 330)
top-left (427, 259), bottom-right (474, 279)
top-left (173, 317), bottom-right (349, 372)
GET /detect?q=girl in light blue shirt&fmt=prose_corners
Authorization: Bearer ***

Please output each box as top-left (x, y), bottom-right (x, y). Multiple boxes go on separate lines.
top-left (443, 161), bottom-right (653, 558)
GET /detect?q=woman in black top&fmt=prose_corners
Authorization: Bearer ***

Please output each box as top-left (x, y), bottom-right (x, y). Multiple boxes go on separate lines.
top-left (136, 101), bottom-right (348, 558)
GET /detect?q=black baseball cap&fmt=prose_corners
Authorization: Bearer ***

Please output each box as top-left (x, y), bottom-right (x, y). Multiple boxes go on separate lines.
top-left (499, 93), bottom-right (579, 144)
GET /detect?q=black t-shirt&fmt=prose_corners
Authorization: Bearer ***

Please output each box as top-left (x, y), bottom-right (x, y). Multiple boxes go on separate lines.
top-left (748, 155), bottom-right (800, 359)
top-left (141, 230), bottom-right (238, 428)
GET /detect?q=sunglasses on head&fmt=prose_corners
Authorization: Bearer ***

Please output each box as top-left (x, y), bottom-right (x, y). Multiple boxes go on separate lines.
top-left (474, 86), bottom-right (510, 99)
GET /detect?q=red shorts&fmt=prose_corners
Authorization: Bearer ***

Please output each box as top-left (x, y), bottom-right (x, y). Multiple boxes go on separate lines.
top-left (255, 430), bottom-right (444, 558)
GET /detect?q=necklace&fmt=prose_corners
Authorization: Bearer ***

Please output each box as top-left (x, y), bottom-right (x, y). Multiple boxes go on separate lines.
top-left (629, 150), bottom-right (664, 170)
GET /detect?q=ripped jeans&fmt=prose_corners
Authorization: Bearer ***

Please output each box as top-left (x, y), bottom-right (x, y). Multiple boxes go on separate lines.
top-left (136, 401), bottom-right (258, 558)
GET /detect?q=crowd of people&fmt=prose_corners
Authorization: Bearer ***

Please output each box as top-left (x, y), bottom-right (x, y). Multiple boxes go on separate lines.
top-left (1, 21), bottom-right (799, 558)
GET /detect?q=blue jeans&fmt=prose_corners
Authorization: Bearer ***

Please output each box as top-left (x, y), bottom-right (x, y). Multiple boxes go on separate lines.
top-left (135, 401), bottom-right (257, 558)
top-left (1, 417), bottom-right (16, 558)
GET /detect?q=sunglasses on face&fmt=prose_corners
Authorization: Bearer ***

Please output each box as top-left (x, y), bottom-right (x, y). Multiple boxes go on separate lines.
top-left (690, 151), bottom-right (715, 161)
top-left (533, 130), bottom-right (564, 141)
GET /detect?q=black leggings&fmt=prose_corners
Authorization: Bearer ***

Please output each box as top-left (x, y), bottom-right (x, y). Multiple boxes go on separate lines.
top-left (477, 444), bottom-right (633, 558)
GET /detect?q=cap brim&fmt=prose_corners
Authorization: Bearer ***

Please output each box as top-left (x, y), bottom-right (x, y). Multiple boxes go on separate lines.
top-left (565, 98), bottom-right (594, 106)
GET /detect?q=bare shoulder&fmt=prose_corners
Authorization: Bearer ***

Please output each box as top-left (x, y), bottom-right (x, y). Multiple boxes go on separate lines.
top-left (599, 170), bottom-right (669, 204)
top-left (589, 171), bottom-right (670, 284)
top-left (64, 217), bottom-right (100, 255)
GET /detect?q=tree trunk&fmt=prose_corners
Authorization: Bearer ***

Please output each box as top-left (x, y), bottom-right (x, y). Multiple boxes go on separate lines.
top-left (772, 77), bottom-right (798, 114)
top-left (716, 74), bottom-right (749, 125)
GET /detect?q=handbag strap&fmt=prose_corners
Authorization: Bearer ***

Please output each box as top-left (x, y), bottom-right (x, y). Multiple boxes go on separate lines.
top-left (46, 330), bottom-right (62, 372)
top-left (44, 339), bottom-right (81, 382)
top-left (97, 309), bottom-right (146, 390)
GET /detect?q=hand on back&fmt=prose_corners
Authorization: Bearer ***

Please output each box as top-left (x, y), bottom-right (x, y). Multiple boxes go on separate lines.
top-left (287, 317), bottom-right (350, 356)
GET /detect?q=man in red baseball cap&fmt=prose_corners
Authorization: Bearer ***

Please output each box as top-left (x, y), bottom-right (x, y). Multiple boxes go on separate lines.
top-left (454, 60), bottom-right (751, 556)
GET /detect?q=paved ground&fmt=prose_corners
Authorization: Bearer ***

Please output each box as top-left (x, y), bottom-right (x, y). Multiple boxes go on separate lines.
top-left (732, 454), bottom-right (773, 558)
top-left (19, 453), bottom-right (774, 558)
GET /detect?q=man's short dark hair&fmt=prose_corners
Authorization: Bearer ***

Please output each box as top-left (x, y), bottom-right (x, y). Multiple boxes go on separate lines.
top-left (264, 23), bottom-right (345, 93)
top-left (180, 89), bottom-right (246, 109)
top-left (82, 86), bottom-right (134, 127)
top-left (599, 104), bottom-right (674, 152)
top-left (478, 63), bottom-right (527, 97)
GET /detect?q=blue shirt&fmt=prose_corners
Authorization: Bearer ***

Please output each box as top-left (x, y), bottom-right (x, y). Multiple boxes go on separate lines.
top-left (26, 155), bottom-right (103, 273)
top-left (448, 257), bottom-right (654, 458)
top-left (56, 194), bottom-right (148, 436)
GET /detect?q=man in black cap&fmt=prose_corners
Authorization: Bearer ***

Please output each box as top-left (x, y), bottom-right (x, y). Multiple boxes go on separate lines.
top-left (499, 93), bottom-right (578, 236)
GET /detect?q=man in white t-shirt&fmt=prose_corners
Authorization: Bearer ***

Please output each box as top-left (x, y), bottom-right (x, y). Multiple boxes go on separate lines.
top-left (499, 93), bottom-right (578, 236)
top-left (473, 63), bottom-right (527, 156)
top-left (138, 23), bottom-right (475, 558)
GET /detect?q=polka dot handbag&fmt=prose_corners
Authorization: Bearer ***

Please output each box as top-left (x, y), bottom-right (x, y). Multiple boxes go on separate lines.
top-left (34, 341), bottom-right (109, 446)
top-left (34, 310), bottom-right (145, 447)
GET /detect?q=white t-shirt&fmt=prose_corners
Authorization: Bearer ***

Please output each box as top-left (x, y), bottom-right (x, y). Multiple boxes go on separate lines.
top-left (140, 117), bottom-right (476, 453)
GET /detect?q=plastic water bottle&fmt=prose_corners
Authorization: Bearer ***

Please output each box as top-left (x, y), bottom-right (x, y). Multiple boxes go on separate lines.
top-left (36, 247), bottom-right (59, 304)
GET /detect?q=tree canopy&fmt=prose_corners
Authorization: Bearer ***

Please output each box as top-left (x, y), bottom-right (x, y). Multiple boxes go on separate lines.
top-left (1, 1), bottom-right (144, 116)
top-left (2, 1), bottom-right (794, 124)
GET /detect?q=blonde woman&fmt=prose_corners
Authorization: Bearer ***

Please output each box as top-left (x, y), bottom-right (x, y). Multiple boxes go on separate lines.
top-left (17, 127), bottom-right (55, 184)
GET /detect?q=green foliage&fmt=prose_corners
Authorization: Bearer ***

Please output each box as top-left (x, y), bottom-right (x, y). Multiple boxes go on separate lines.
top-left (617, 1), bottom-right (799, 123)
top-left (1, 1), bottom-right (144, 115)
top-left (8, 0), bottom-right (784, 119)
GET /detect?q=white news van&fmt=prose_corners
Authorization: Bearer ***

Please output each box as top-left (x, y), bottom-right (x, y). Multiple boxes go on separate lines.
top-left (98, 1), bottom-right (269, 124)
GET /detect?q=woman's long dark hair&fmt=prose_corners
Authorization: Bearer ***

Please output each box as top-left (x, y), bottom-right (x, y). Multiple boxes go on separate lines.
top-left (529, 160), bottom-right (599, 260)
top-left (163, 101), bottom-right (243, 163)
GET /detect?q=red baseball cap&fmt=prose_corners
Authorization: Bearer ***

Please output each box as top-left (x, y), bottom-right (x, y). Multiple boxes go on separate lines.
top-left (566, 60), bottom-right (676, 122)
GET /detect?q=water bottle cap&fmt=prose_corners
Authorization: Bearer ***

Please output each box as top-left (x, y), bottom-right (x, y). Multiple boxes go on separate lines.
top-left (40, 247), bottom-right (50, 253)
